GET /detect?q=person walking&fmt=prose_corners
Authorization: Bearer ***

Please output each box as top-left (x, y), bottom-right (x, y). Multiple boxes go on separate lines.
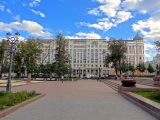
top-left (61, 75), bottom-right (64, 83)
top-left (132, 71), bottom-right (134, 78)
top-left (97, 76), bottom-right (99, 81)
top-left (125, 71), bottom-right (129, 79)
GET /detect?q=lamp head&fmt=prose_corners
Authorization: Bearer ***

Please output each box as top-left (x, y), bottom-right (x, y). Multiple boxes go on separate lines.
top-left (15, 31), bottom-right (20, 39)
top-left (6, 32), bottom-right (11, 39)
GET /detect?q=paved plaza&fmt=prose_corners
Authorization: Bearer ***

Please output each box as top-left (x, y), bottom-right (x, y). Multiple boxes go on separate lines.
top-left (0, 80), bottom-right (157, 120)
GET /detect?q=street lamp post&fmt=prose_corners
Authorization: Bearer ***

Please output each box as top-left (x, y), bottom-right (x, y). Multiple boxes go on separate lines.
top-left (67, 67), bottom-right (69, 81)
top-left (67, 54), bottom-right (72, 79)
top-left (99, 65), bottom-right (101, 78)
top-left (6, 31), bottom-right (20, 91)
top-left (79, 66), bottom-right (80, 78)
top-left (128, 56), bottom-right (130, 71)
top-left (20, 58), bottom-right (24, 80)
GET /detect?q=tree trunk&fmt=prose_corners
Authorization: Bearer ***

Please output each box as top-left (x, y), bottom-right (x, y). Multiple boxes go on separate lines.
top-left (119, 59), bottom-right (121, 76)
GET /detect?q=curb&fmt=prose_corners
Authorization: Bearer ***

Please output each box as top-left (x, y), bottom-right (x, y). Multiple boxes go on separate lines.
top-left (0, 93), bottom-right (46, 118)
top-left (118, 86), bottom-right (160, 119)
top-left (118, 86), bottom-right (160, 120)
top-left (121, 91), bottom-right (160, 119)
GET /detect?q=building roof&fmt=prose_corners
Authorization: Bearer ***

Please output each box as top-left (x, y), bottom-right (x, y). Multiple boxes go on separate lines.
top-left (133, 33), bottom-right (143, 40)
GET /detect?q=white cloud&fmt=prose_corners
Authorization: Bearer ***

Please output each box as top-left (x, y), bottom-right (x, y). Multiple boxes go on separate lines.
top-left (31, 9), bottom-right (45, 17)
top-left (0, 4), bottom-right (4, 11)
top-left (13, 15), bottom-right (20, 22)
top-left (65, 32), bottom-right (101, 39)
top-left (29, 0), bottom-right (41, 7)
top-left (0, 20), bottom-right (52, 38)
top-left (116, 11), bottom-right (133, 24)
top-left (122, 0), bottom-right (160, 13)
top-left (82, 0), bottom-right (133, 31)
top-left (88, 8), bottom-right (100, 16)
top-left (144, 42), bottom-right (155, 51)
top-left (144, 52), bottom-right (150, 58)
top-left (19, 36), bottom-right (27, 41)
top-left (96, 0), bottom-right (121, 17)
top-left (79, 18), bottom-right (116, 31)
top-left (144, 41), bottom-right (157, 58)
top-left (6, 9), bottom-right (12, 14)
top-left (132, 16), bottom-right (160, 40)
top-left (105, 36), bottom-right (109, 41)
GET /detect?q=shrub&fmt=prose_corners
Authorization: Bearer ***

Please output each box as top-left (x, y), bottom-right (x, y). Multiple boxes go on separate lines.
top-left (0, 90), bottom-right (9, 97)
top-left (0, 90), bottom-right (37, 110)
top-left (150, 90), bottom-right (160, 100)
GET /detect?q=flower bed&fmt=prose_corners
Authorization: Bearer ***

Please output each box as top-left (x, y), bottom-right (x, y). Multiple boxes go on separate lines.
top-left (121, 79), bottom-right (136, 87)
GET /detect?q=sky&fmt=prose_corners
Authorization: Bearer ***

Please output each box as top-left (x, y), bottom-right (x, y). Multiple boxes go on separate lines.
top-left (0, 0), bottom-right (160, 61)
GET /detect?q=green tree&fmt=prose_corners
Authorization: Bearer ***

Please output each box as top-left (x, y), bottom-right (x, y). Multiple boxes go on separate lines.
top-left (41, 62), bottom-right (51, 74)
top-left (147, 64), bottom-right (155, 73)
top-left (129, 64), bottom-right (135, 72)
top-left (0, 39), bottom-right (9, 77)
top-left (136, 63), bottom-right (146, 74)
top-left (118, 61), bottom-right (128, 73)
top-left (13, 38), bottom-right (43, 76)
top-left (54, 33), bottom-right (68, 77)
top-left (104, 39), bottom-right (127, 75)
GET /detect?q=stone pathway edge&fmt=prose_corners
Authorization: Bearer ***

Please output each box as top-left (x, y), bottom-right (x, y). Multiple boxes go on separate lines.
top-left (121, 91), bottom-right (160, 120)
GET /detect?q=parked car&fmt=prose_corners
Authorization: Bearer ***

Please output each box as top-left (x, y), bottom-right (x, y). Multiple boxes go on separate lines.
top-left (43, 73), bottom-right (51, 77)
top-left (90, 75), bottom-right (98, 79)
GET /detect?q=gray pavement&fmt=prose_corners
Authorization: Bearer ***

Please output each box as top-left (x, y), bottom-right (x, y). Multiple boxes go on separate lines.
top-left (0, 80), bottom-right (157, 120)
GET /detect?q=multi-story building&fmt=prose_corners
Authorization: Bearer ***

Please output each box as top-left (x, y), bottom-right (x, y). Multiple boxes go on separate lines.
top-left (39, 33), bottom-right (144, 76)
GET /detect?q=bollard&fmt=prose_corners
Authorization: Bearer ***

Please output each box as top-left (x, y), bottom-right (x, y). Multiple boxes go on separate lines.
top-left (72, 79), bottom-right (73, 82)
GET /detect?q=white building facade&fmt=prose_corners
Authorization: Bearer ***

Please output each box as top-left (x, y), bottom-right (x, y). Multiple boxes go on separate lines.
top-left (39, 34), bottom-right (144, 76)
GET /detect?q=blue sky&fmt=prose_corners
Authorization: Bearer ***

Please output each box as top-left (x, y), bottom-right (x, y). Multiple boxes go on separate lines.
top-left (0, 0), bottom-right (160, 61)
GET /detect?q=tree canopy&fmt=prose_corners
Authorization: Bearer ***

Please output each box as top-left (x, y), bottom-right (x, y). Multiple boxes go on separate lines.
top-left (13, 38), bottom-right (43, 74)
top-left (136, 63), bottom-right (146, 73)
top-left (0, 40), bottom-right (9, 77)
top-left (147, 63), bottom-right (155, 73)
top-left (54, 33), bottom-right (68, 76)
top-left (104, 39), bottom-right (127, 74)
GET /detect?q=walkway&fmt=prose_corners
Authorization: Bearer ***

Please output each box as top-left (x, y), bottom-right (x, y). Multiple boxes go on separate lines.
top-left (0, 80), bottom-right (157, 120)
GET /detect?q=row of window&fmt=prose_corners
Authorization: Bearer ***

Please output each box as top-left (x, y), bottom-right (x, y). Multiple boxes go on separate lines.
top-left (73, 64), bottom-right (105, 67)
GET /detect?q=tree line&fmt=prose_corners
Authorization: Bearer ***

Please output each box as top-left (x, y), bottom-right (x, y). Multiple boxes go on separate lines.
top-left (0, 34), bottom-right (159, 79)
top-left (103, 39), bottom-right (158, 76)
top-left (0, 33), bottom-right (72, 79)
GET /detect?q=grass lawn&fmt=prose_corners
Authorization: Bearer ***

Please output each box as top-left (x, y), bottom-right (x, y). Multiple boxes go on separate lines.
top-left (134, 91), bottom-right (160, 104)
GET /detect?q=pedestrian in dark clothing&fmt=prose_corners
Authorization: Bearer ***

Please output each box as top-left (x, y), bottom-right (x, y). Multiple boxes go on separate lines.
top-left (132, 71), bottom-right (134, 78)
top-left (97, 76), bottom-right (99, 81)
